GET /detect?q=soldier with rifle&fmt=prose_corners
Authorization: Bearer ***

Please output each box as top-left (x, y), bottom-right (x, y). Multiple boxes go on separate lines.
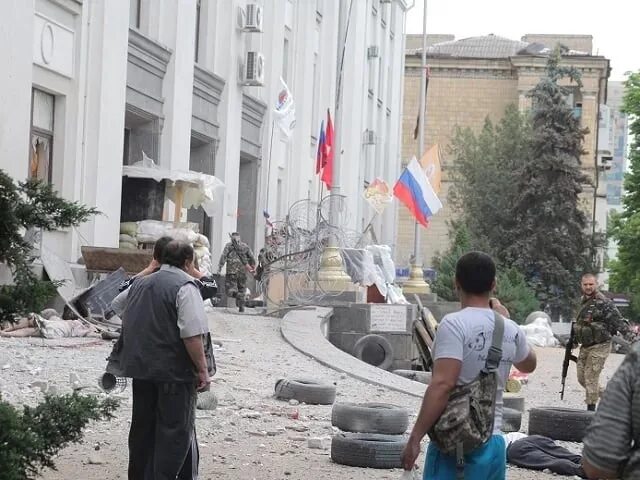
top-left (217, 232), bottom-right (256, 312)
top-left (561, 273), bottom-right (636, 410)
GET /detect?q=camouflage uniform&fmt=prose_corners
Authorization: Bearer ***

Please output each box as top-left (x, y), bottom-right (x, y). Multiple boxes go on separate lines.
top-left (218, 239), bottom-right (255, 310)
top-left (575, 292), bottom-right (633, 405)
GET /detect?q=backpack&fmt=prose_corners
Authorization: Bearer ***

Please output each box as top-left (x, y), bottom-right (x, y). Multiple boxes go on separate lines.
top-left (428, 312), bottom-right (505, 479)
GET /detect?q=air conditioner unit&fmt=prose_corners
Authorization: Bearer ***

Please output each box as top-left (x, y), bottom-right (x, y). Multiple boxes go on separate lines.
top-left (240, 51), bottom-right (265, 86)
top-left (367, 45), bottom-right (380, 59)
top-left (236, 4), bottom-right (263, 33)
top-left (363, 129), bottom-right (377, 145)
top-left (380, 0), bottom-right (393, 3)
top-left (598, 155), bottom-right (613, 171)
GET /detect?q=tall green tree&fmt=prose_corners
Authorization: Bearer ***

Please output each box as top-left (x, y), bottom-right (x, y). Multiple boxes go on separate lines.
top-left (506, 48), bottom-right (593, 319)
top-left (449, 105), bottom-right (531, 259)
top-left (608, 71), bottom-right (640, 315)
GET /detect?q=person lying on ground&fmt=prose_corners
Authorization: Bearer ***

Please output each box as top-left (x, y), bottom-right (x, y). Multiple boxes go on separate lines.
top-left (581, 343), bottom-right (640, 479)
top-left (0, 313), bottom-right (93, 338)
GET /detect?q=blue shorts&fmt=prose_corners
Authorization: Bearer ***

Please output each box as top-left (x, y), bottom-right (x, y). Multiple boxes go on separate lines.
top-left (424, 434), bottom-right (506, 480)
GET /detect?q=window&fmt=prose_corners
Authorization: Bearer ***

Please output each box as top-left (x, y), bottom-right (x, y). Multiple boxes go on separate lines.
top-left (130, 0), bottom-right (141, 29)
top-left (194, 0), bottom-right (202, 62)
top-left (282, 38), bottom-right (289, 82)
top-left (30, 89), bottom-right (54, 183)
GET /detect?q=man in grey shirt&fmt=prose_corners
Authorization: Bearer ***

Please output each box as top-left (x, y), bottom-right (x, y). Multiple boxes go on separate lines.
top-left (582, 344), bottom-right (640, 479)
top-left (111, 241), bottom-right (210, 480)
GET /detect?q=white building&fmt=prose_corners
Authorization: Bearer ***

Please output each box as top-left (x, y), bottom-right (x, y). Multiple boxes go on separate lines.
top-left (1, 0), bottom-right (411, 267)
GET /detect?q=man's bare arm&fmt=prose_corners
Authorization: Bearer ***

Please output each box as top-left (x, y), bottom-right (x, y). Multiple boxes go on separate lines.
top-left (514, 349), bottom-right (537, 373)
top-left (183, 335), bottom-right (209, 391)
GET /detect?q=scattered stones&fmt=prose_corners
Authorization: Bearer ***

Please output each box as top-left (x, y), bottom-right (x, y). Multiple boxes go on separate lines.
top-left (30, 380), bottom-right (49, 392)
top-left (246, 430), bottom-right (267, 437)
top-left (240, 410), bottom-right (261, 419)
top-left (197, 391), bottom-right (218, 411)
top-left (288, 399), bottom-right (299, 406)
top-left (224, 436), bottom-right (235, 442)
top-left (286, 424), bottom-right (309, 433)
top-left (88, 453), bottom-right (105, 465)
top-left (307, 437), bottom-right (325, 449)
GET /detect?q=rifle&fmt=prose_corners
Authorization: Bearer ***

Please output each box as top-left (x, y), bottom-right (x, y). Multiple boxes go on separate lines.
top-left (560, 321), bottom-right (577, 400)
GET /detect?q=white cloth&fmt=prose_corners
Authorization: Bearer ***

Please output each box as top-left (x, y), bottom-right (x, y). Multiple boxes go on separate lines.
top-left (433, 307), bottom-right (531, 433)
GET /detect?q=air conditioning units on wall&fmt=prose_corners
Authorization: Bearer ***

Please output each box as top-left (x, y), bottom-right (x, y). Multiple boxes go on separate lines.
top-left (239, 51), bottom-right (265, 86)
top-left (380, 0), bottom-right (393, 4)
top-left (367, 46), bottom-right (380, 59)
top-left (237, 3), bottom-right (263, 33)
top-left (363, 129), bottom-right (377, 145)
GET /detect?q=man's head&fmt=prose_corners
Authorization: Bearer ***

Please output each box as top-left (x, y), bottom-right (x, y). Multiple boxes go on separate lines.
top-left (454, 251), bottom-right (496, 297)
top-left (581, 273), bottom-right (598, 297)
top-left (153, 236), bottom-right (174, 262)
top-left (231, 232), bottom-right (240, 243)
top-left (163, 241), bottom-right (195, 271)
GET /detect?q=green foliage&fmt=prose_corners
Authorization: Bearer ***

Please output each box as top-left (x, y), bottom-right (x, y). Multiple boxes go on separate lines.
top-left (609, 71), bottom-right (640, 315)
top-left (0, 169), bottom-right (98, 322)
top-left (449, 105), bottom-right (532, 256)
top-left (432, 224), bottom-right (539, 323)
top-left (0, 393), bottom-right (118, 480)
top-left (506, 47), bottom-right (593, 319)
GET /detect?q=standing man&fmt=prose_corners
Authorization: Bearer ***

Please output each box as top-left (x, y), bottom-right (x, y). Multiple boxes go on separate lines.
top-left (401, 252), bottom-right (537, 479)
top-left (217, 232), bottom-right (256, 312)
top-left (113, 241), bottom-right (210, 480)
top-left (574, 273), bottom-right (634, 411)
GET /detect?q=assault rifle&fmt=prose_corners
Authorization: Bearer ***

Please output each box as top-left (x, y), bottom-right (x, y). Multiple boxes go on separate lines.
top-left (560, 321), bottom-right (577, 400)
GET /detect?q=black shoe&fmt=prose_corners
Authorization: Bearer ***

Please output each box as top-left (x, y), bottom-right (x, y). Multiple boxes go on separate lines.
top-left (238, 306), bottom-right (245, 313)
top-left (587, 404), bottom-right (596, 411)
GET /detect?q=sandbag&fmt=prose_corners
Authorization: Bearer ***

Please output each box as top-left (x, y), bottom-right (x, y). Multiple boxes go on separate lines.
top-left (119, 241), bottom-right (138, 250)
top-left (120, 222), bottom-right (138, 237)
top-left (195, 234), bottom-right (210, 248)
top-left (119, 234), bottom-right (137, 244)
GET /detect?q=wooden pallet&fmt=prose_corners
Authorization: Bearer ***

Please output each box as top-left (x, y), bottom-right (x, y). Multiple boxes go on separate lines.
top-left (81, 246), bottom-right (152, 275)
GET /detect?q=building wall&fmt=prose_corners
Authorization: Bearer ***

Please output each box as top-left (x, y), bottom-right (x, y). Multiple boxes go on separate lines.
top-left (0, 0), bottom-right (410, 272)
top-left (397, 46), bottom-right (610, 269)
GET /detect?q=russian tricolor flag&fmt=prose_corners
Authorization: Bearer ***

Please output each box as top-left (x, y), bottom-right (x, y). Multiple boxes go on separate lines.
top-left (393, 156), bottom-right (442, 227)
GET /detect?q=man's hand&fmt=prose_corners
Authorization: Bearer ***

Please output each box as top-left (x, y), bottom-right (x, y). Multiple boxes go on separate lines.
top-left (196, 368), bottom-right (211, 392)
top-left (401, 437), bottom-right (421, 471)
top-left (489, 297), bottom-right (510, 318)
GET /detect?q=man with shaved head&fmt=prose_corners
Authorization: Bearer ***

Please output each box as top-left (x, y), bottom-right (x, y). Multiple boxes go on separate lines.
top-left (574, 273), bottom-right (634, 411)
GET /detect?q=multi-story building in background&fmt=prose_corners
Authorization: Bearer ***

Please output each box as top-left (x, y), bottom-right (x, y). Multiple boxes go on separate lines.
top-left (0, 0), bottom-right (410, 267)
top-left (600, 81), bottom-right (629, 287)
top-left (398, 33), bottom-right (611, 270)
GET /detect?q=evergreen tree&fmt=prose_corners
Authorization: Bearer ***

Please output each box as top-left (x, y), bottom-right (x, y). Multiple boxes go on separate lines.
top-left (0, 170), bottom-right (99, 322)
top-left (449, 105), bottom-right (531, 259)
top-left (506, 48), bottom-right (593, 319)
top-left (608, 71), bottom-right (640, 316)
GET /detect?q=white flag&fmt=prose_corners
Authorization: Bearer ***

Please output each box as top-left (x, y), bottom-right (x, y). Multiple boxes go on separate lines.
top-left (273, 77), bottom-right (296, 140)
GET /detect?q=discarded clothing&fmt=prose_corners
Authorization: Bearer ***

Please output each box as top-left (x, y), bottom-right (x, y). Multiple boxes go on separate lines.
top-left (507, 435), bottom-right (587, 478)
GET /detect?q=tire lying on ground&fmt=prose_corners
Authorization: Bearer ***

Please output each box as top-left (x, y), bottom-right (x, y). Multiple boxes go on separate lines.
top-left (502, 407), bottom-right (522, 433)
top-left (352, 334), bottom-right (394, 371)
top-left (528, 407), bottom-right (595, 442)
top-left (392, 370), bottom-right (431, 384)
top-left (503, 393), bottom-right (525, 412)
top-left (331, 403), bottom-right (409, 434)
top-left (331, 433), bottom-right (407, 469)
top-left (274, 378), bottom-right (336, 405)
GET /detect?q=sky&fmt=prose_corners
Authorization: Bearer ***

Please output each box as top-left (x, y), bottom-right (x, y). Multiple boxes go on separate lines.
top-left (405, 0), bottom-right (638, 81)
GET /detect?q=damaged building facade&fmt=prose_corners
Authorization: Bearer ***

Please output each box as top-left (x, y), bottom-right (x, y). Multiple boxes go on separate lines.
top-left (0, 0), bottom-right (410, 268)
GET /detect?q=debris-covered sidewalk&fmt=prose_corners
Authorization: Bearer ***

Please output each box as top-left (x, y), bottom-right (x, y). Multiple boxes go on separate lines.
top-left (0, 311), bottom-right (626, 480)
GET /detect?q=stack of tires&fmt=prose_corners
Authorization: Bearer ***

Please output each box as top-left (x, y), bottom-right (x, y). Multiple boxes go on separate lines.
top-left (330, 403), bottom-right (409, 469)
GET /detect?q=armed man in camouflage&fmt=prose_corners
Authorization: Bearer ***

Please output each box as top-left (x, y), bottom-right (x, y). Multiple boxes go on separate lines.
top-left (575, 273), bottom-right (635, 411)
top-left (217, 232), bottom-right (256, 312)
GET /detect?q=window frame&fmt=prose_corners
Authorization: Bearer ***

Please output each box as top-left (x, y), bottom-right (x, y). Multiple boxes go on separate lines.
top-left (29, 88), bottom-right (55, 184)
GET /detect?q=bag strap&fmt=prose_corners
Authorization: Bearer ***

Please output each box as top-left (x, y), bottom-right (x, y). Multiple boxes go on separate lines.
top-left (484, 312), bottom-right (504, 372)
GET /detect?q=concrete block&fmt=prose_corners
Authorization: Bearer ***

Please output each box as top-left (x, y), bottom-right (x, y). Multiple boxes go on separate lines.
top-left (329, 305), bottom-right (370, 333)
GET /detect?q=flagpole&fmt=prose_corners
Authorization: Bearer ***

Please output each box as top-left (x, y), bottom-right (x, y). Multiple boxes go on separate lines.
top-left (403, 0), bottom-right (431, 294)
top-left (316, 0), bottom-right (352, 287)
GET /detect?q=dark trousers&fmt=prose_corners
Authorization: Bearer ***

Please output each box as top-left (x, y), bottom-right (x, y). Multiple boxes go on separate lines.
top-left (507, 435), bottom-right (586, 478)
top-left (128, 379), bottom-right (197, 480)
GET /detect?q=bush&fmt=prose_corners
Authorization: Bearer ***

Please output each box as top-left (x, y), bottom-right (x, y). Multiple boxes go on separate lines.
top-left (0, 169), bottom-right (98, 323)
top-left (432, 224), bottom-right (540, 323)
top-left (0, 393), bottom-right (119, 480)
